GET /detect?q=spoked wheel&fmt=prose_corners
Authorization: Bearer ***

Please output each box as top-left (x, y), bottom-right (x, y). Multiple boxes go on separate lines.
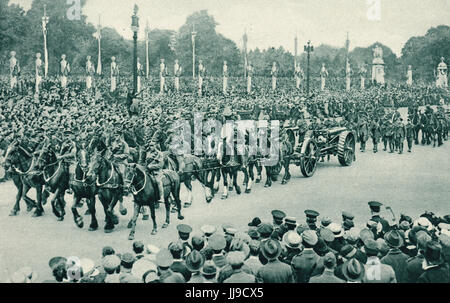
top-left (338, 131), bottom-right (356, 166)
top-left (300, 139), bottom-right (319, 177)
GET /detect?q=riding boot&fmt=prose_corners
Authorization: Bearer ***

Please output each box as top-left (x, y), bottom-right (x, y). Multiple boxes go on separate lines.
top-left (157, 178), bottom-right (165, 202)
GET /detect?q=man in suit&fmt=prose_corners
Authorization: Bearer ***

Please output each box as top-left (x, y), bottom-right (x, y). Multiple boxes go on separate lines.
top-left (417, 241), bottom-right (450, 283)
top-left (156, 249), bottom-right (185, 283)
top-left (381, 230), bottom-right (409, 283)
top-left (169, 241), bottom-right (191, 282)
top-left (209, 234), bottom-right (228, 269)
top-left (257, 239), bottom-right (295, 283)
top-left (406, 231), bottom-right (431, 282)
top-left (309, 252), bottom-right (344, 283)
top-left (362, 239), bottom-right (396, 283)
top-left (223, 251), bottom-right (257, 283)
top-left (291, 230), bottom-right (323, 282)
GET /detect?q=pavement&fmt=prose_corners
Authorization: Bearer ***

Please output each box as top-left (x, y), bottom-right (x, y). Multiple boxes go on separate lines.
top-left (0, 108), bottom-right (449, 282)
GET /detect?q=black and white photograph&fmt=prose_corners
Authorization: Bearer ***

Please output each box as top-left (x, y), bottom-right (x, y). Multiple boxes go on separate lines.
top-left (0, 0), bottom-right (449, 288)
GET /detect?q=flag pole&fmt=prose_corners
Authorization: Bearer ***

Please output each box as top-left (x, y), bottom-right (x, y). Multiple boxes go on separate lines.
top-left (42, 4), bottom-right (49, 77)
top-left (145, 20), bottom-right (150, 79)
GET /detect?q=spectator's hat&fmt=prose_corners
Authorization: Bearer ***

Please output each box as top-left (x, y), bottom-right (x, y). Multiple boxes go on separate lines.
top-left (329, 222), bottom-right (344, 238)
top-left (321, 217), bottom-right (332, 228)
top-left (227, 251), bottom-right (245, 267)
top-left (342, 258), bottom-right (365, 282)
top-left (48, 256), bottom-right (67, 270)
top-left (185, 251), bottom-right (205, 273)
top-left (282, 231), bottom-right (302, 249)
top-left (155, 248), bottom-right (174, 268)
top-left (284, 217), bottom-right (297, 228)
top-left (368, 201), bottom-right (383, 212)
top-left (314, 238), bottom-right (330, 256)
top-left (177, 224), bottom-right (192, 240)
top-left (102, 255), bottom-right (121, 272)
top-left (201, 261), bottom-right (217, 277)
top-left (413, 217), bottom-right (433, 232)
top-left (302, 230), bottom-right (319, 246)
top-left (343, 219), bottom-right (355, 230)
top-left (363, 239), bottom-right (379, 255)
top-left (229, 238), bottom-right (250, 258)
top-left (344, 227), bottom-right (360, 245)
top-left (384, 230), bottom-right (404, 248)
top-left (132, 258), bottom-right (157, 281)
top-left (323, 252), bottom-right (337, 268)
top-left (247, 228), bottom-right (260, 240)
top-left (257, 223), bottom-right (274, 238)
top-left (261, 239), bottom-right (282, 261)
top-left (80, 258), bottom-right (97, 276)
top-left (120, 253), bottom-right (135, 266)
top-left (225, 227), bottom-right (238, 237)
top-left (208, 234), bottom-right (226, 251)
top-left (296, 224), bottom-right (310, 236)
top-left (359, 228), bottom-right (374, 243)
top-left (168, 241), bottom-right (184, 256)
top-left (248, 217), bottom-right (262, 227)
top-left (305, 210), bottom-right (320, 223)
top-left (424, 241), bottom-right (444, 265)
top-left (342, 211), bottom-right (355, 221)
top-left (319, 228), bottom-right (335, 243)
top-left (271, 210), bottom-right (286, 223)
top-left (340, 244), bottom-right (357, 259)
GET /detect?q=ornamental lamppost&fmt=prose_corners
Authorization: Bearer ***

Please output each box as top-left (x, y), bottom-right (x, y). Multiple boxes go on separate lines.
top-left (42, 4), bottom-right (49, 77)
top-left (131, 4), bottom-right (139, 93)
top-left (304, 40), bottom-right (314, 97)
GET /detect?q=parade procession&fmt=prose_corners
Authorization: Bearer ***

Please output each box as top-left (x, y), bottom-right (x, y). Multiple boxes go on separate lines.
top-left (0, 0), bottom-right (450, 286)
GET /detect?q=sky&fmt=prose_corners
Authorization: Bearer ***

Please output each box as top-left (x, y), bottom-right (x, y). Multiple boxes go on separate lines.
top-left (9, 0), bottom-right (450, 56)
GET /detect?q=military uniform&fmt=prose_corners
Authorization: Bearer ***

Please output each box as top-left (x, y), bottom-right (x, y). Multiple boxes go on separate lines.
top-left (405, 119), bottom-right (415, 152)
top-left (146, 145), bottom-right (165, 201)
top-left (370, 119), bottom-right (381, 153)
top-left (394, 119), bottom-right (406, 154)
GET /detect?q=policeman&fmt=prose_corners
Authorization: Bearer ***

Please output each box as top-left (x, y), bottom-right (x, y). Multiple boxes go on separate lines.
top-left (368, 201), bottom-right (390, 236)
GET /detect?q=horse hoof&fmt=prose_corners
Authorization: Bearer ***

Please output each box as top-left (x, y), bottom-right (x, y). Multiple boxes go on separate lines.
top-left (57, 216), bottom-right (64, 222)
top-left (151, 230), bottom-right (157, 235)
top-left (162, 223), bottom-right (169, 228)
top-left (245, 189), bottom-right (251, 194)
top-left (281, 180), bottom-right (287, 185)
top-left (26, 205), bottom-right (35, 212)
top-left (128, 234), bottom-right (135, 241)
top-left (255, 179), bottom-right (261, 184)
top-left (104, 227), bottom-right (114, 233)
top-left (183, 203), bottom-right (192, 208)
top-left (142, 215), bottom-right (149, 221)
top-left (9, 210), bottom-right (19, 216)
top-left (112, 215), bottom-right (119, 225)
top-left (32, 211), bottom-right (43, 217)
top-left (236, 187), bottom-right (241, 195)
top-left (120, 208), bottom-right (128, 216)
top-left (178, 215), bottom-right (184, 220)
top-left (221, 195), bottom-right (227, 200)
top-left (89, 225), bottom-right (98, 231)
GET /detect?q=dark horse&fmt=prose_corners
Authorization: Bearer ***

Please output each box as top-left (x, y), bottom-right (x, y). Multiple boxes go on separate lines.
top-left (217, 138), bottom-right (242, 199)
top-left (86, 151), bottom-right (122, 233)
top-left (124, 164), bottom-right (184, 239)
top-left (35, 146), bottom-right (69, 222)
top-left (69, 147), bottom-right (99, 231)
top-left (4, 141), bottom-right (48, 217)
top-left (164, 153), bottom-right (215, 206)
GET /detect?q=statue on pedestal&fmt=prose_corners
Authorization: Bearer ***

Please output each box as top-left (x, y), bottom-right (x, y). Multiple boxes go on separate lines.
top-left (406, 65), bottom-right (413, 86)
top-left (271, 62), bottom-right (278, 91)
top-left (371, 44), bottom-right (385, 85)
top-left (436, 57), bottom-right (448, 88)
top-left (86, 56), bottom-right (95, 90)
top-left (60, 54), bottom-right (70, 88)
top-left (10, 51), bottom-right (20, 90)
top-left (223, 61), bottom-right (228, 95)
top-left (137, 57), bottom-right (143, 92)
top-left (35, 53), bottom-right (43, 93)
top-left (159, 58), bottom-right (166, 94)
top-left (110, 57), bottom-right (119, 92)
top-left (174, 59), bottom-right (181, 92)
top-left (320, 63), bottom-right (328, 91)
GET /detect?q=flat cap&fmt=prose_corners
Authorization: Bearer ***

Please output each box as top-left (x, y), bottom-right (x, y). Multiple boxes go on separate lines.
top-left (200, 225), bottom-right (217, 236)
top-left (257, 223), bottom-right (274, 238)
top-left (120, 253), bottom-right (135, 265)
top-left (208, 234), bottom-right (226, 251)
top-left (102, 255), bottom-right (121, 271)
top-left (155, 248), bottom-right (174, 268)
top-left (302, 230), bottom-right (318, 246)
top-left (342, 211), bottom-right (355, 221)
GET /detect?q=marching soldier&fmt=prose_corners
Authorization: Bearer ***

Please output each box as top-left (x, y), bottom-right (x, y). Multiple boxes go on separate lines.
top-left (405, 118), bottom-right (415, 153)
top-left (394, 118), bottom-right (406, 154)
top-left (357, 112), bottom-right (369, 152)
top-left (370, 117), bottom-right (381, 153)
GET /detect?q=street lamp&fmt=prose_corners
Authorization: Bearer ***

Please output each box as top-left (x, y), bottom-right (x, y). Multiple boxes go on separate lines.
top-left (191, 26), bottom-right (197, 79)
top-left (145, 20), bottom-right (150, 79)
top-left (304, 40), bottom-right (314, 97)
top-left (42, 4), bottom-right (49, 77)
top-left (131, 4), bottom-right (139, 94)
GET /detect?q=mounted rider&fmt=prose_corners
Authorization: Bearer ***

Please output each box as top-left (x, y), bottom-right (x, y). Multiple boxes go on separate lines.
top-left (164, 115), bottom-right (186, 174)
top-left (58, 129), bottom-right (78, 175)
top-left (109, 127), bottom-right (131, 179)
top-left (146, 141), bottom-right (165, 202)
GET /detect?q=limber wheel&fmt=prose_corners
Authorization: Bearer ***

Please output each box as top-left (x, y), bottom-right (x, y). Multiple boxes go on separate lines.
top-left (300, 139), bottom-right (319, 177)
top-left (338, 131), bottom-right (356, 166)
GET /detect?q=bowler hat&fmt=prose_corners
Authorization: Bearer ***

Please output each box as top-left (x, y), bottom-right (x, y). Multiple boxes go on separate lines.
top-left (261, 239), bottom-right (282, 261)
top-left (342, 258), bottom-right (365, 282)
top-left (384, 230), bottom-right (404, 248)
top-left (185, 250), bottom-right (205, 272)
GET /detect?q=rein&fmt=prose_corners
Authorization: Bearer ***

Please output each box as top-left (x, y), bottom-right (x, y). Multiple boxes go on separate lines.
top-left (96, 161), bottom-right (118, 188)
top-left (13, 157), bottom-right (35, 175)
top-left (43, 161), bottom-right (61, 183)
top-left (130, 167), bottom-right (147, 195)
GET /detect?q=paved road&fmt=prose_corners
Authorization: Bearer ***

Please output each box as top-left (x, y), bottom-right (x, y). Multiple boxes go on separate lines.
top-left (0, 111), bottom-right (449, 282)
